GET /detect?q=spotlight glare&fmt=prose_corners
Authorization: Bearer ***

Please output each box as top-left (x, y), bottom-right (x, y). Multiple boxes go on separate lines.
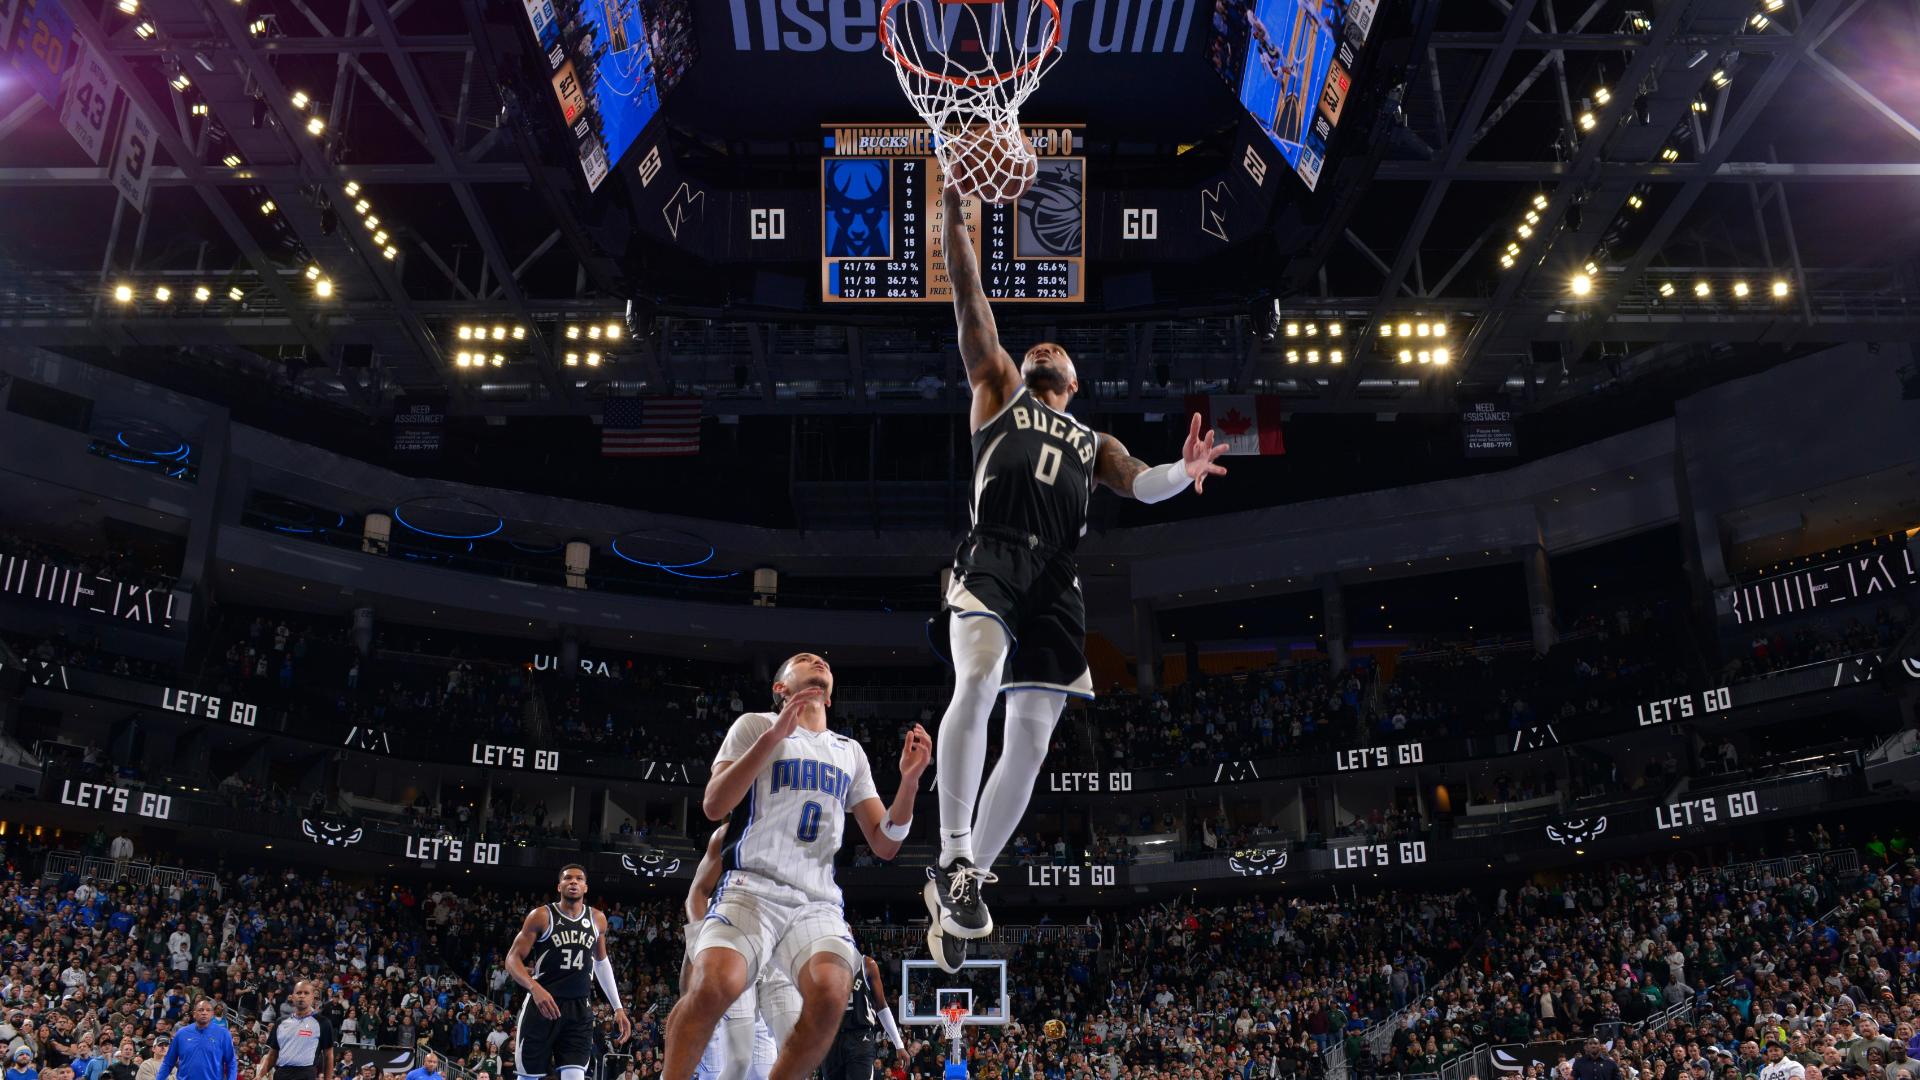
top-left (1732, 281), bottom-right (1750, 298)
top-left (511, 326), bottom-right (527, 340)
top-left (1329, 350), bottom-right (1343, 364)
top-left (1417, 350), bottom-right (1431, 364)
top-left (457, 353), bottom-right (472, 367)
top-left (1397, 350), bottom-right (1413, 364)
top-left (314, 278), bottom-right (333, 298)
top-left (1431, 323), bottom-right (1447, 339)
top-left (1432, 348), bottom-right (1450, 366)
top-left (566, 326), bottom-right (581, 340)
top-left (1306, 350), bottom-right (1320, 364)
top-left (1327, 322), bottom-right (1342, 337)
top-left (1285, 322), bottom-right (1300, 337)
top-left (1396, 322), bottom-right (1412, 338)
top-left (1571, 273), bottom-right (1593, 296)
top-left (588, 325), bottom-right (603, 340)
top-left (1379, 323), bottom-right (1393, 337)
top-left (491, 354), bottom-right (505, 367)
top-left (1694, 280), bottom-right (1711, 298)
top-left (1416, 322), bottom-right (1430, 337)
top-left (565, 352), bottom-right (581, 366)
top-left (458, 326), bottom-right (473, 340)
top-left (585, 352), bottom-right (601, 367)
top-left (1285, 350), bottom-right (1300, 364)
top-left (1772, 279), bottom-right (1789, 298)
top-left (193, 285), bottom-right (211, 302)
top-left (605, 323), bottom-right (622, 340)
top-left (113, 284), bottom-right (134, 303)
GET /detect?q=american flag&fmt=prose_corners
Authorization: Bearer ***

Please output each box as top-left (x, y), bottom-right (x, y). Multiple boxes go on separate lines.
top-left (601, 397), bottom-right (702, 457)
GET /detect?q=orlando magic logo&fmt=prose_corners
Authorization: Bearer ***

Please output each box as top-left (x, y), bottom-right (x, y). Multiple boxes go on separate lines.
top-left (1545, 817), bottom-right (1607, 846)
top-left (621, 853), bottom-right (682, 878)
top-left (301, 819), bottom-right (364, 847)
top-left (824, 160), bottom-right (890, 257)
top-left (1228, 847), bottom-right (1288, 876)
top-left (1018, 160), bottom-right (1082, 257)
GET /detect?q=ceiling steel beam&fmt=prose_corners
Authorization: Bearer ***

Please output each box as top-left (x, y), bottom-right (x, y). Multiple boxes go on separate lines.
top-left (1566, 0), bottom-right (1862, 360)
top-left (1332, 0), bottom-right (1542, 401)
top-left (108, 34), bottom-right (473, 55)
top-left (1372, 160), bottom-right (1920, 181)
top-left (60, 1), bottom-right (330, 359)
top-left (358, 0), bottom-right (568, 401)
top-left (1429, 31), bottom-right (1797, 49)
top-left (0, 163), bottom-right (531, 188)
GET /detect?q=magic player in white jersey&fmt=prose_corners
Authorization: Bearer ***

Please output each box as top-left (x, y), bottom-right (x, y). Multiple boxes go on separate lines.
top-left (664, 652), bottom-right (932, 1080)
top-left (684, 822), bottom-right (797, 1080)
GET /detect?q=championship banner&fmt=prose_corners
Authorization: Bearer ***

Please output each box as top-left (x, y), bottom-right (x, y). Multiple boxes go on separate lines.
top-left (8, 0), bottom-right (73, 107)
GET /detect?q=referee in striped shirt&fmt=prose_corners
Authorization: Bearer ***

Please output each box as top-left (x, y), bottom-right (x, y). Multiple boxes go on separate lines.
top-left (254, 983), bottom-right (333, 1080)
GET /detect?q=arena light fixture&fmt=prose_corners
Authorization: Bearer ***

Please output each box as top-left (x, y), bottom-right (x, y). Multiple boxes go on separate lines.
top-left (1627, 193), bottom-right (1644, 210)
top-left (248, 17), bottom-right (267, 35)
top-left (222, 153), bottom-right (242, 168)
top-left (1397, 350), bottom-right (1413, 364)
top-left (1772, 278), bottom-right (1790, 298)
top-left (1431, 323), bottom-right (1448, 338)
top-left (193, 285), bottom-right (211, 302)
top-left (153, 285), bottom-right (171, 302)
top-left (1571, 273), bottom-right (1593, 296)
top-left (1417, 350), bottom-right (1432, 365)
top-left (306, 116), bottom-right (325, 136)
top-left (511, 326), bottom-right (527, 340)
top-left (1329, 350), bottom-right (1344, 364)
top-left (1711, 68), bottom-right (1729, 88)
top-left (1524, 210), bottom-right (1540, 225)
top-left (113, 284), bottom-right (134, 303)
top-left (1500, 254), bottom-right (1516, 269)
top-left (169, 72), bottom-right (191, 91)
top-left (372, 230), bottom-right (389, 245)
top-left (586, 352), bottom-right (602, 367)
top-left (456, 353), bottom-right (473, 367)
top-left (1594, 86), bottom-right (1611, 106)
top-left (1517, 223), bottom-right (1533, 239)
top-left (1284, 322), bottom-right (1300, 337)
top-left (364, 215), bottom-right (379, 228)
top-left (457, 325), bottom-right (474, 340)
top-left (1691, 98), bottom-right (1709, 113)
top-left (1578, 111), bottom-right (1596, 131)
top-left (1694, 280), bottom-right (1712, 298)
top-left (1732, 280), bottom-right (1750, 298)
top-left (259, 199), bottom-right (275, 215)
top-left (490, 325), bottom-right (507, 341)
top-left (304, 264), bottom-right (321, 280)
top-left (564, 352), bottom-right (581, 366)
top-left (1396, 322), bottom-right (1412, 338)
top-left (315, 278), bottom-right (333, 299)
top-left (343, 181), bottom-right (360, 197)
top-left (134, 19), bottom-right (155, 37)
top-left (117, 0), bottom-right (138, 12)
top-left (1305, 350), bottom-right (1320, 364)
top-left (1326, 322), bottom-right (1342, 337)
top-left (1659, 282), bottom-right (1676, 298)
top-left (1660, 147), bottom-right (1680, 162)
top-left (490, 354), bottom-right (505, 367)
top-left (1416, 322), bottom-right (1431, 337)
top-left (565, 325), bottom-right (582, 340)
top-left (604, 322), bottom-right (622, 339)
top-left (588, 325), bottom-right (604, 340)
top-left (382, 246), bottom-right (398, 260)
top-left (228, 286), bottom-right (244, 301)
top-left (290, 90), bottom-right (310, 109)
top-left (191, 102), bottom-right (208, 116)
top-left (1763, 0), bottom-right (1783, 9)
top-left (1749, 12), bottom-right (1769, 27)
top-left (354, 199), bottom-right (370, 215)
top-left (1303, 322), bottom-right (1318, 337)
top-left (1432, 348), bottom-right (1450, 366)
top-left (1378, 323), bottom-right (1394, 337)
top-left (1532, 193), bottom-right (1548, 211)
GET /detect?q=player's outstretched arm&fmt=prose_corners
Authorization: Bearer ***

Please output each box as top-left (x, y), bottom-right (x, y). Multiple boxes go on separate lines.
top-left (590, 910), bottom-right (631, 1046)
top-left (504, 907), bottom-right (560, 1019)
top-left (868, 957), bottom-right (909, 1063)
top-left (1093, 415), bottom-right (1229, 501)
top-left (942, 185), bottom-right (1019, 425)
top-left (852, 723), bottom-right (931, 861)
top-left (701, 689), bottom-right (820, 820)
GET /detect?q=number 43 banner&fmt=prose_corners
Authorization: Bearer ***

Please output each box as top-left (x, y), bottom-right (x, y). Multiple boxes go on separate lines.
top-left (109, 98), bottom-right (157, 214)
top-left (58, 44), bottom-right (119, 164)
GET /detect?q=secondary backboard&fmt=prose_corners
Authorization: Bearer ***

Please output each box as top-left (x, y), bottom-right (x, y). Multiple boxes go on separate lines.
top-left (899, 959), bottom-right (1009, 1026)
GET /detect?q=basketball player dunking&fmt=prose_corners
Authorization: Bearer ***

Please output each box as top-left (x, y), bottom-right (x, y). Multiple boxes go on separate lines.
top-left (685, 822), bottom-right (798, 1080)
top-left (505, 865), bottom-right (630, 1080)
top-left (922, 183), bottom-right (1230, 972)
top-left (663, 654), bottom-right (932, 1080)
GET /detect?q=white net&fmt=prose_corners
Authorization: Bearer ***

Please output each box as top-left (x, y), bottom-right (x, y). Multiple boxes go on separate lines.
top-left (880, 0), bottom-right (1063, 204)
top-left (941, 1008), bottom-right (969, 1062)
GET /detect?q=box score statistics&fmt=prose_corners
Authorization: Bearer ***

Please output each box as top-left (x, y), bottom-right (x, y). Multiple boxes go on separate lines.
top-left (820, 124), bottom-right (1086, 303)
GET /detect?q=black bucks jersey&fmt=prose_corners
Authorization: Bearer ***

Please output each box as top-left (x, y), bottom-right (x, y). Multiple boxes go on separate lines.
top-left (530, 903), bottom-right (598, 999)
top-left (838, 961), bottom-right (879, 1039)
top-left (969, 387), bottom-right (1098, 550)
top-left (931, 386), bottom-right (1098, 699)
top-left (822, 960), bottom-right (883, 1080)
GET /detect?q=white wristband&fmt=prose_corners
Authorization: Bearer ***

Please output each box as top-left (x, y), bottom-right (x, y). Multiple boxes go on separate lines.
top-left (882, 817), bottom-right (912, 842)
top-left (1131, 461), bottom-right (1192, 504)
top-left (592, 956), bottom-right (623, 1012)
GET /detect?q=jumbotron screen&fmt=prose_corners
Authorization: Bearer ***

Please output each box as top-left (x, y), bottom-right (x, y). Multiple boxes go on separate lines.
top-left (1211, 0), bottom-right (1378, 190)
top-left (518, 0), bottom-right (696, 191)
top-left (820, 124), bottom-right (1086, 304)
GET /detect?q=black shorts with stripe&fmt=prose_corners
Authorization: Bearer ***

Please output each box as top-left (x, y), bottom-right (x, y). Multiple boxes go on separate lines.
top-left (515, 995), bottom-right (593, 1076)
top-left (928, 527), bottom-right (1092, 698)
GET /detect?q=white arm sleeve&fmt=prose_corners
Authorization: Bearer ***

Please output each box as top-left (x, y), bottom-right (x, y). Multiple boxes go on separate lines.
top-left (593, 956), bottom-right (623, 1011)
top-left (1130, 462), bottom-right (1193, 504)
top-left (878, 1007), bottom-right (905, 1052)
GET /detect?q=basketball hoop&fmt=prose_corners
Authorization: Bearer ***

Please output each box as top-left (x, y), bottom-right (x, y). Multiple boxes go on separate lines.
top-left (940, 1002), bottom-right (970, 1063)
top-left (879, 0), bottom-right (1064, 204)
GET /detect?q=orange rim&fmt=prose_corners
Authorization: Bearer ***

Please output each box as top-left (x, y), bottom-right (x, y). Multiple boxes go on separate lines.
top-left (879, 0), bottom-right (1062, 90)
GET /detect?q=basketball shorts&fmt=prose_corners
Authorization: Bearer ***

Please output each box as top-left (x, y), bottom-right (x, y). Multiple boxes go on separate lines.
top-left (515, 994), bottom-right (592, 1076)
top-left (693, 873), bottom-right (860, 988)
top-left (820, 1031), bottom-right (878, 1080)
top-left (929, 527), bottom-right (1093, 698)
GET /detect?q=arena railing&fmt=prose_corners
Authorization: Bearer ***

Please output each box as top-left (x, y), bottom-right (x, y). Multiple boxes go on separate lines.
top-left (40, 850), bottom-right (218, 893)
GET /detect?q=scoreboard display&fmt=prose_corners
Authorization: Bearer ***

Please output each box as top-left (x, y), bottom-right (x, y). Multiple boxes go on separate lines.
top-left (820, 124), bottom-right (1086, 304)
top-left (1211, 0), bottom-right (1379, 190)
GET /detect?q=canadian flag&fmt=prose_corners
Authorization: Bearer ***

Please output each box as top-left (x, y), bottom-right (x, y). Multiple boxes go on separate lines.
top-left (1184, 395), bottom-right (1285, 456)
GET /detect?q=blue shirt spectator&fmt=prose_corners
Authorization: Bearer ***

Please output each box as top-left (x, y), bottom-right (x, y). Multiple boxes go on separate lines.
top-left (6, 1048), bottom-right (38, 1080)
top-left (154, 1003), bottom-right (236, 1080)
top-left (404, 1053), bottom-right (445, 1080)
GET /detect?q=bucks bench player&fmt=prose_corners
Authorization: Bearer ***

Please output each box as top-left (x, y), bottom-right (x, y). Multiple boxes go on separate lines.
top-left (504, 865), bottom-right (630, 1080)
top-left (663, 653), bottom-right (931, 1080)
top-left (924, 182), bottom-right (1231, 971)
top-left (684, 822), bottom-right (795, 1080)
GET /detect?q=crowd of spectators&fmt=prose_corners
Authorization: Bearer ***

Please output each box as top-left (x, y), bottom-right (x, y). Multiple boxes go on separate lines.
top-left (1725, 604), bottom-right (1912, 682)
top-left (0, 532), bottom-right (178, 596)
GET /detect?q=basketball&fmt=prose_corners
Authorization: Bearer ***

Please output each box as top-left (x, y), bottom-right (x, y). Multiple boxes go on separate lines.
top-left (941, 124), bottom-right (1040, 205)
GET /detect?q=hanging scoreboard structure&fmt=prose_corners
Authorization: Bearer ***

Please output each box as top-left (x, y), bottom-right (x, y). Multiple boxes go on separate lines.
top-left (1212, 0), bottom-right (1379, 191)
top-left (820, 124), bottom-right (1086, 304)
